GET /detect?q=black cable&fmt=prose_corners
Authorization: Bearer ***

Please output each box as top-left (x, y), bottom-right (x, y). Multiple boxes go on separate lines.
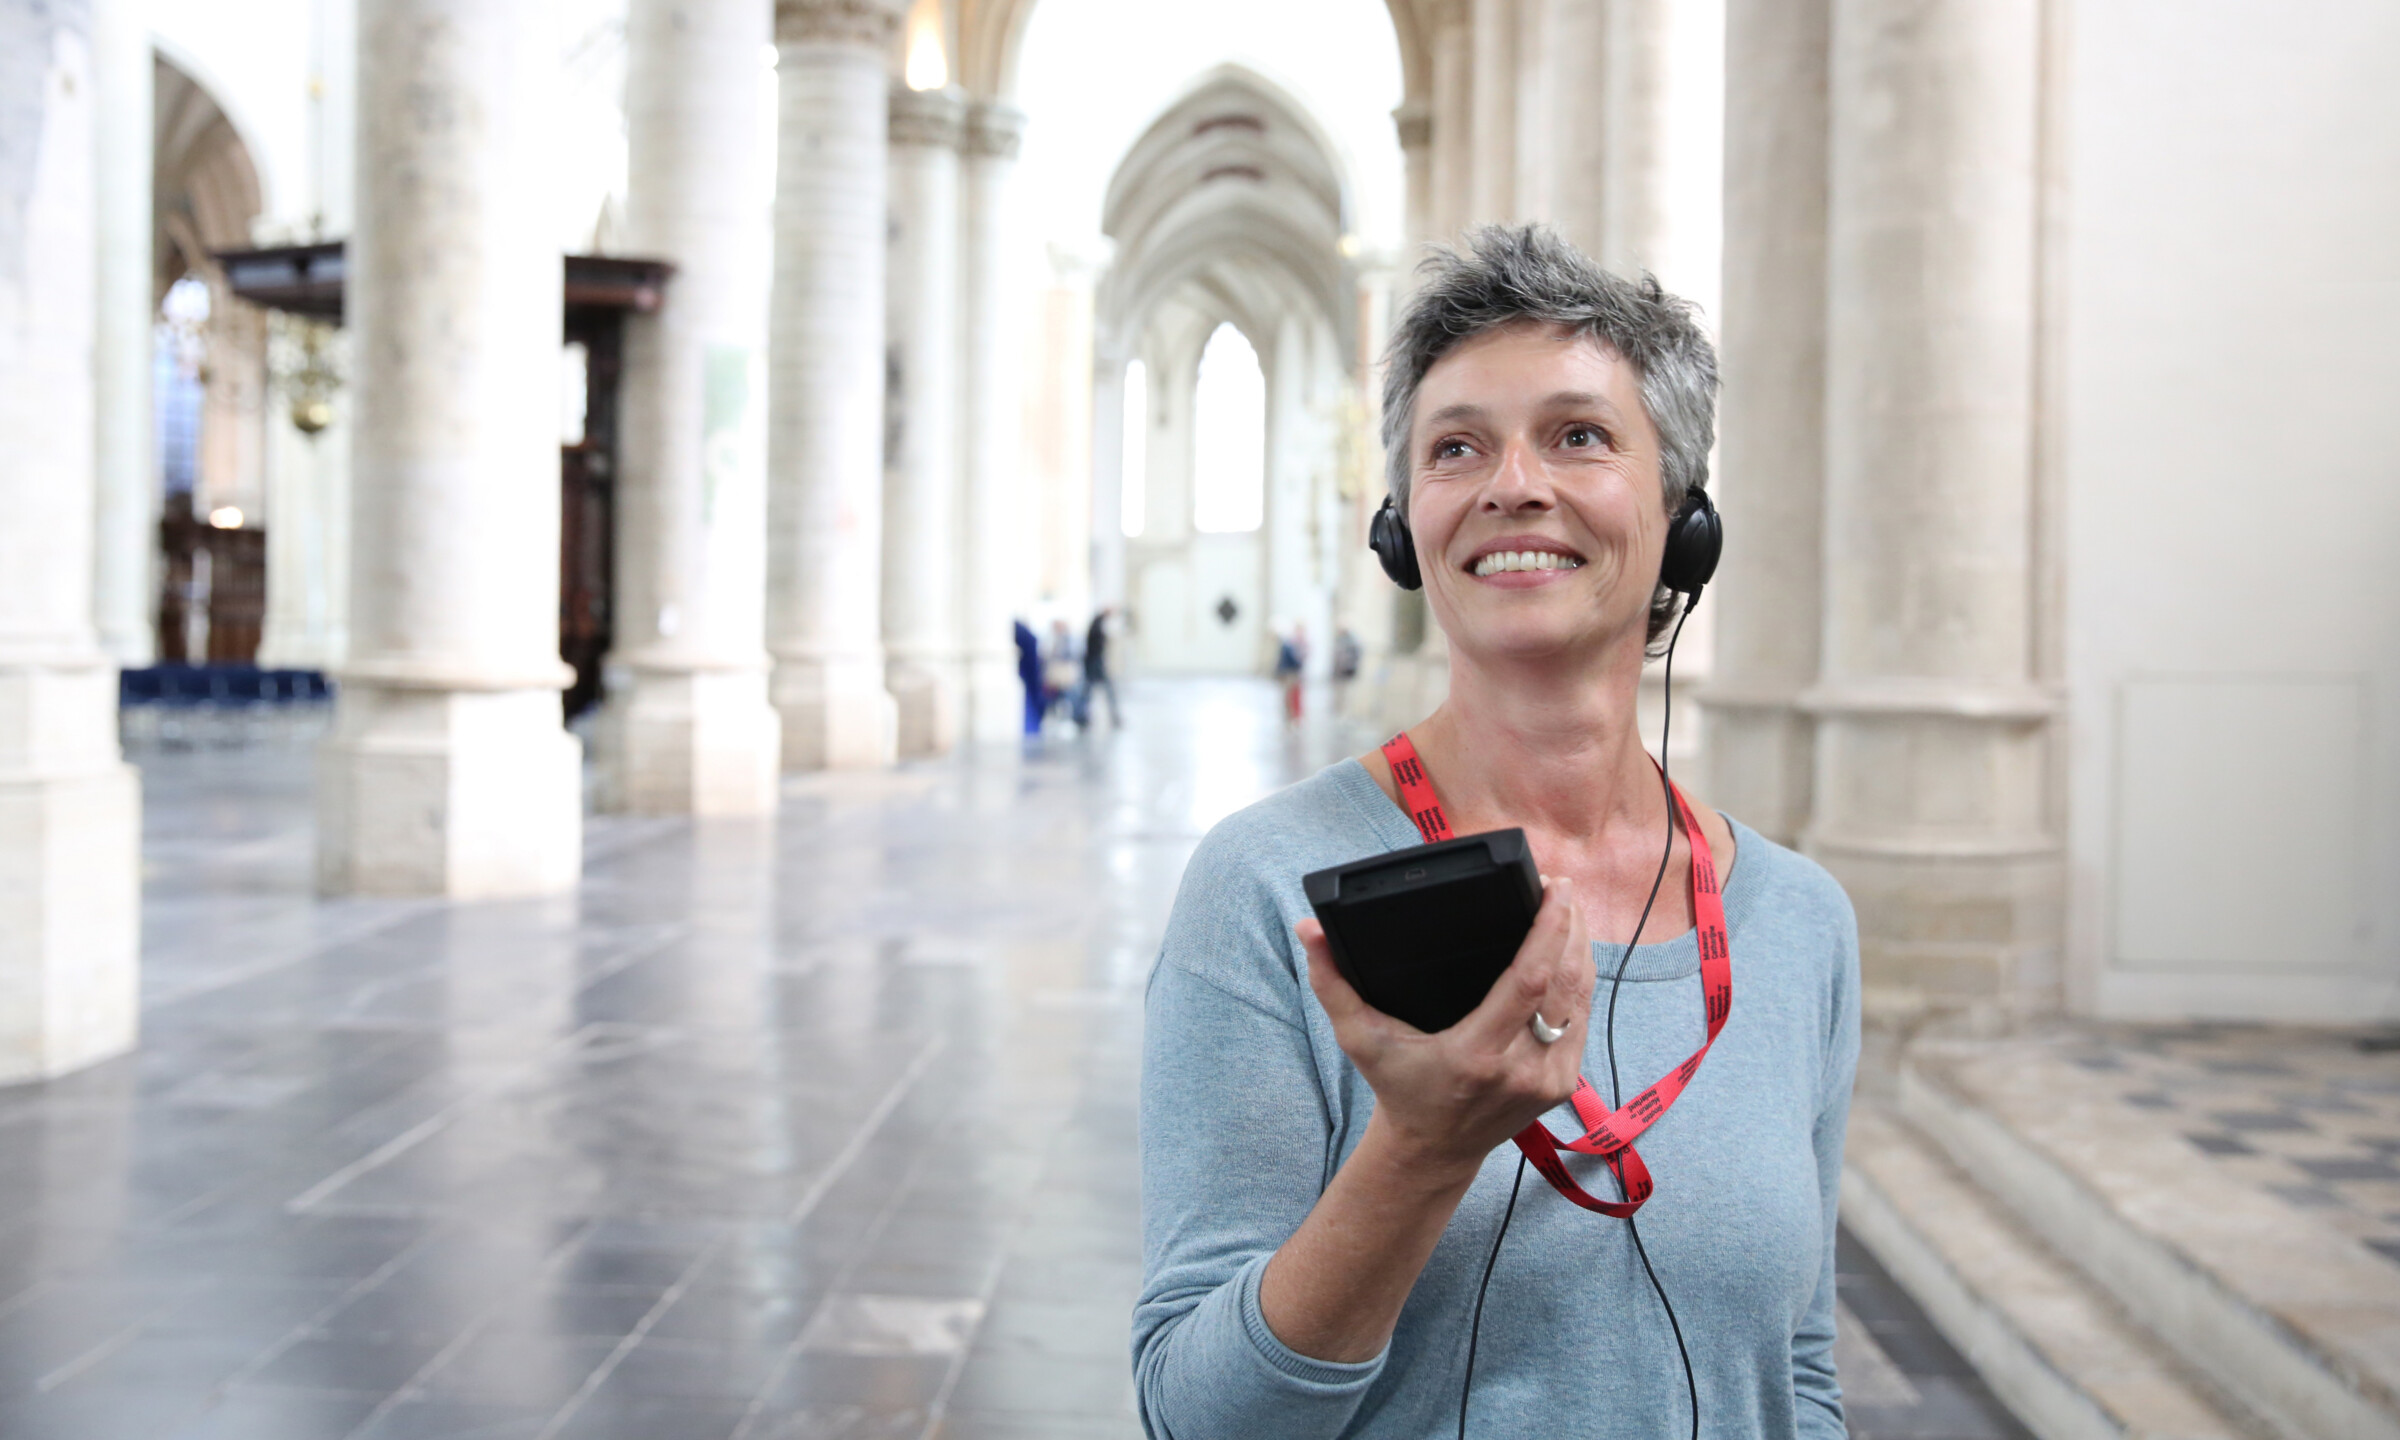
top-left (1454, 597), bottom-right (1702, 1439)
top-left (1456, 1153), bottom-right (1526, 1440)
top-left (1603, 598), bottom-right (1700, 1440)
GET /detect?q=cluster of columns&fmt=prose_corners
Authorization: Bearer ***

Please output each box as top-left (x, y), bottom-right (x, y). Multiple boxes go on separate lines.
top-left (317, 0), bottom-right (1027, 897)
top-left (1704, 0), bottom-right (2059, 1021)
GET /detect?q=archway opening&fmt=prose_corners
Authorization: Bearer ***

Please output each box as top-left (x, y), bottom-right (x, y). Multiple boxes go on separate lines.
top-left (1192, 325), bottom-right (1265, 535)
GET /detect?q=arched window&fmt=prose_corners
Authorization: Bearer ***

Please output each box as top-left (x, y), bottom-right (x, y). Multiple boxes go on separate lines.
top-left (1121, 358), bottom-right (1148, 538)
top-left (1191, 324), bottom-right (1264, 534)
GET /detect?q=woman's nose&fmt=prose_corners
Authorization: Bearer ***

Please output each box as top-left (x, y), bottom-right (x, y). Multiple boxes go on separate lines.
top-left (1481, 440), bottom-right (1552, 510)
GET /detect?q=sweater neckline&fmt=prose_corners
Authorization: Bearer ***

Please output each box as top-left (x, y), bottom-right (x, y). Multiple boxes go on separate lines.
top-left (1326, 756), bottom-right (1757, 985)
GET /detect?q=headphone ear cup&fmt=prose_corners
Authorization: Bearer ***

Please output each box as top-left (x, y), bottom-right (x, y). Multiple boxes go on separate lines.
top-left (1658, 489), bottom-right (1722, 596)
top-left (1369, 498), bottom-right (1424, 591)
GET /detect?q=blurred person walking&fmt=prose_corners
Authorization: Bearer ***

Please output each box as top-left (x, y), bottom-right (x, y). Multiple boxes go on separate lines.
top-left (1082, 607), bottom-right (1122, 731)
top-left (1274, 622), bottom-right (1308, 723)
top-left (1014, 619), bottom-right (1043, 737)
top-left (1045, 619), bottom-right (1082, 728)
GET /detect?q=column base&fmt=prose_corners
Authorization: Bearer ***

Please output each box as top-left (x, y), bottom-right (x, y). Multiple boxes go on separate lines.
top-left (594, 667), bottom-right (781, 816)
top-left (965, 652), bottom-right (1024, 745)
top-left (1806, 842), bottom-right (2063, 1029)
top-left (1805, 708), bottom-right (2062, 1026)
top-left (316, 685), bottom-right (583, 898)
top-left (0, 762), bottom-right (140, 1084)
top-left (886, 656), bottom-right (960, 759)
top-left (772, 655), bottom-right (896, 770)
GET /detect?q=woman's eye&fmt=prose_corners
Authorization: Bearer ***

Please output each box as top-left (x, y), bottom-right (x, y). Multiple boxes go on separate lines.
top-left (1432, 438), bottom-right (1474, 461)
top-left (1563, 424), bottom-right (1606, 449)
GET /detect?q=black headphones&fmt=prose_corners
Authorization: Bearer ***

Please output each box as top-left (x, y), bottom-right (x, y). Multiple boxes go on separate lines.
top-left (1369, 487), bottom-right (1723, 603)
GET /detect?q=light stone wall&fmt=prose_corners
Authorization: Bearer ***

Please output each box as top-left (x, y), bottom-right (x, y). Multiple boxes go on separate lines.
top-left (317, 0), bottom-right (582, 898)
top-left (2058, 0), bottom-right (2400, 1022)
top-left (0, 0), bottom-right (143, 1082)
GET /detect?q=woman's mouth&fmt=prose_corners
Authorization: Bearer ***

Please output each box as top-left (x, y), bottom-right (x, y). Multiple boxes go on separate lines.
top-left (1469, 549), bottom-right (1586, 579)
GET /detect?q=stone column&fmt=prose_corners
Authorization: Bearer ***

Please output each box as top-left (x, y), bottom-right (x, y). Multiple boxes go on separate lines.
top-left (1599, 0), bottom-right (1671, 275)
top-left (766, 0), bottom-right (903, 769)
top-left (1701, 0), bottom-right (1830, 847)
top-left (1087, 350), bottom-right (1127, 615)
top-left (0, 0), bottom-right (141, 1081)
top-left (92, 0), bottom-right (154, 666)
top-left (957, 99), bottom-right (1025, 744)
top-left (597, 0), bottom-right (782, 814)
top-left (1393, 103), bottom-right (1433, 249)
top-left (1540, 0), bottom-right (1609, 258)
top-left (1427, 0), bottom-right (1474, 240)
top-left (1804, 0), bottom-right (2058, 1019)
top-left (1470, 0), bottom-right (1518, 224)
top-left (883, 82), bottom-right (964, 759)
top-left (318, 0), bottom-right (581, 897)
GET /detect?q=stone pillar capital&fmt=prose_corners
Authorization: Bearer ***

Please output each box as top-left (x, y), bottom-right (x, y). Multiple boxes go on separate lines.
top-left (774, 0), bottom-right (903, 48)
top-left (889, 83), bottom-right (967, 150)
top-left (963, 100), bottom-right (1025, 160)
top-left (1392, 101), bottom-right (1431, 152)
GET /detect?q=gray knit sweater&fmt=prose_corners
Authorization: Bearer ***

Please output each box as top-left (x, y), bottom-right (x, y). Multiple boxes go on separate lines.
top-left (1135, 759), bottom-right (1861, 1439)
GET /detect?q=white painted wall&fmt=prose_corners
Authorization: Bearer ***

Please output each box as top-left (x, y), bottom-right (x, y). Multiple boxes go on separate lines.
top-left (2062, 0), bottom-right (2400, 1020)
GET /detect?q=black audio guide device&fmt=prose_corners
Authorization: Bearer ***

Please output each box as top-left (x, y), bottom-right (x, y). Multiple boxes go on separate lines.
top-left (1302, 829), bottom-right (1543, 1034)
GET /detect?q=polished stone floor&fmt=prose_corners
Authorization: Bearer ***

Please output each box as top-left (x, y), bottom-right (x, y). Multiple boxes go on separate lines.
top-left (5, 678), bottom-right (2023, 1439)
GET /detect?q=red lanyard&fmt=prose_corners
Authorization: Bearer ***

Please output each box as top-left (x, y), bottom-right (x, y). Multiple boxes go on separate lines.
top-left (1378, 732), bottom-right (1733, 1218)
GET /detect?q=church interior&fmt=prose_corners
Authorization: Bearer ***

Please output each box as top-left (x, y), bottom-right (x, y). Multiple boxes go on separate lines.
top-left (3, 0), bottom-right (2397, 1435)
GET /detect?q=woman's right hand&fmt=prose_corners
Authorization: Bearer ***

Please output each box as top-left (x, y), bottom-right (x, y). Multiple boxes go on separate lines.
top-left (1294, 877), bottom-right (1594, 1178)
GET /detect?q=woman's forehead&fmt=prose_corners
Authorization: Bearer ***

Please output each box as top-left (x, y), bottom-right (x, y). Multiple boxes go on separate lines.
top-left (1415, 324), bottom-right (1644, 424)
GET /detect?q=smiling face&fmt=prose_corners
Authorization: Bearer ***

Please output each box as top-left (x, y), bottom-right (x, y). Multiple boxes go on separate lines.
top-left (1404, 321), bottom-right (1669, 668)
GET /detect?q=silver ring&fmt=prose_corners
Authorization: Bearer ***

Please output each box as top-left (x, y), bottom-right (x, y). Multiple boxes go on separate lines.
top-left (1529, 1012), bottom-right (1568, 1045)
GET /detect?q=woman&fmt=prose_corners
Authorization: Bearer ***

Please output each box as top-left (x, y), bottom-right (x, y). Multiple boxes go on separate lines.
top-left (1135, 227), bottom-right (1860, 1439)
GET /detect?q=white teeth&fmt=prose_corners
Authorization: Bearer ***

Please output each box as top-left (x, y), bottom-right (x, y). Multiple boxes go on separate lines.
top-left (1473, 549), bottom-right (1584, 577)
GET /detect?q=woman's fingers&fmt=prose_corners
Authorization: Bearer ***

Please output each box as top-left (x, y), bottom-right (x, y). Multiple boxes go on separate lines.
top-left (1297, 922), bottom-right (1377, 1035)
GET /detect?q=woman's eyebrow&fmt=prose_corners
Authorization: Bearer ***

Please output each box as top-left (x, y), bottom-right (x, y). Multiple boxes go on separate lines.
top-left (1422, 401), bottom-right (1488, 428)
top-left (1535, 389), bottom-right (1619, 416)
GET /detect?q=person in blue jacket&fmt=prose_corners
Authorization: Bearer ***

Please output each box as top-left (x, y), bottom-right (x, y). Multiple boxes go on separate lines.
top-left (1014, 619), bottom-right (1044, 737)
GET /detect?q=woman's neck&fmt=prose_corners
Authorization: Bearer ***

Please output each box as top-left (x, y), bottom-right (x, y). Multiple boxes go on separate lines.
top-left (1408, 635), bottom-right (1663, 844)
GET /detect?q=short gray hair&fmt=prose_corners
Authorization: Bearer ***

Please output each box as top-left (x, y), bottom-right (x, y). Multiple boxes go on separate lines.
top-left (1379, 225), bottom-right (1719, 642)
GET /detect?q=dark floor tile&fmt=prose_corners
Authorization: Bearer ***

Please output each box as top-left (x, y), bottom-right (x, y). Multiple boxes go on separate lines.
top-left (589, 1336), bottom-right (789, 1402)
top-left (415, 1332), bottom-right (617, 1408)
top-left (349, 1395), bottom-right (555, 1439)
top-left (933, 1413), bottom-right (1141, 1440)
top-left (754, 1352), bottom-right (949, 1413)
top-left (480, 1285), bottom-right (666, 1341)
top-left (0, 1385), bottom-right (211, 1440)
top-left (2295, 1155), bottom-right (2400, 1182)
top-left (2183, 1131), bottom-right (2255, 1156)
top-left (164, 1384), bottom-right (385, 1440)
top-left (647, 1285), bottom-right (814, 1348)
top-left (549, 1393), bottom-right (750, 1440)
top-left (247, 1332), bottom-right (444, 1394)
top-left (2209, 1110), bottom-right (2312, 1132)
top-left (944, 1350), bottom-right (1135, 1420)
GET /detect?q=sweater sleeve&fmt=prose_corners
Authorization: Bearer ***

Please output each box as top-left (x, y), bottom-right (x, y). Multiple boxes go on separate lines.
top-left (1792, 898), bottom-right (1863, 1439)
top-left (1132, 831), bottom-right (1383, 1440)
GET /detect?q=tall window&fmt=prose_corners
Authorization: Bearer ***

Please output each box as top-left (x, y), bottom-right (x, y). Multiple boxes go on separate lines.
top-left (1121, 358), bottom-right (1148, 538)
top-left (1192, 323), bottom-right (1264, 533)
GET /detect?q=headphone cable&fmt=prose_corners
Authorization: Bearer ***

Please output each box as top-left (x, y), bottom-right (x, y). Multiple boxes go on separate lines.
top-left (1455, 598), bottom-right (1700, 1440)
